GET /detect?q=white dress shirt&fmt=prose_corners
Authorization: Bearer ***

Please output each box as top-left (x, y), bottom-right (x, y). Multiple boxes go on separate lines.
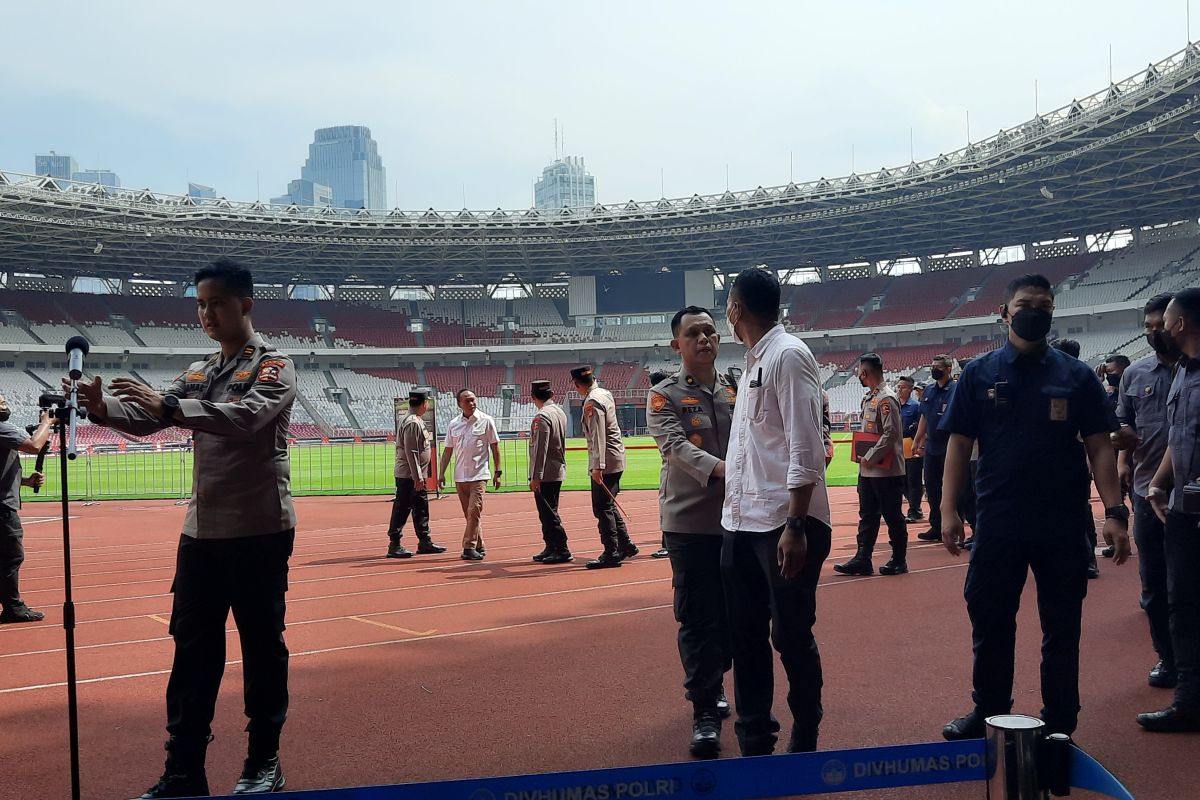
top-left (444, 411), bottom-right (499, 483)
top-left (722, 324), bottom-right (832, 533)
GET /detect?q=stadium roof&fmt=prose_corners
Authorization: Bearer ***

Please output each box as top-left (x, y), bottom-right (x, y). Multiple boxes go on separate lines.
top-left (4, 43), bottom-right (1200, 286)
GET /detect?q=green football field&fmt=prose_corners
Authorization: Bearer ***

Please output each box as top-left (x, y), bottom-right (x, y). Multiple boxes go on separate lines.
top-left (21, 433), bottom-right (859, 502)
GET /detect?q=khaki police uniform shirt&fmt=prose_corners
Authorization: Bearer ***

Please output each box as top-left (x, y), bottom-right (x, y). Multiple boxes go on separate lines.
top-left (528, 401), bottom-right (568, 482)
top-left (395, 412), bottom-right (431, 482)
top-left (581, 385), bottom-right (626, 474)
top-left (99, 332), bottom-right (297, 539)
top-left (647, 370), bottom-right (735, 534)
top-left (860, 385), bottom-right (906, 478)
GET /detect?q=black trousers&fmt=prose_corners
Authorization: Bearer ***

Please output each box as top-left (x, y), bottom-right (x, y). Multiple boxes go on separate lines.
top-left (964, 523), bottom-right (1089, 734)
top-left (166, 530), bottom-right (294, 751)
top-left (0, 507), bottom-right (26, 610)
top-left (388, 478), bottom-right (430, 542)
top-left (534, 481), bottom-right (568, 552)
top-left (665, 532), bottom-right (730, 712)
top-left (856, 475), bottom-right (908, 562)
top-left (924, 452), bottom-right (946, 534)
top-left (1166, 511), bottom-right (1200, 709)
top-left (1134, 494), bottom-right (1173, 668)
top-left (590, 471), bottom-right (630, 553)
top-left (904, 456), bottom-right (924, 515)
top-left (722, 520), bottom-right (832, 754)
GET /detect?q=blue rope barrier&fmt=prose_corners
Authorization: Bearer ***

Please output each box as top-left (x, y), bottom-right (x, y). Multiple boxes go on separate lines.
top-left (211, 740), bottom-right (987, 800)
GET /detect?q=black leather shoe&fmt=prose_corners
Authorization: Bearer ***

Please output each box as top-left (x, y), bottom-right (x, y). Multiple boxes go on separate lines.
top-left (961, 536), bottom-right (976, 550)
top-left (905, 510), bottom-right (924, 523)
top-left (917, 529), bottom-right (942, 542)
top-left (943, 710), bottom-right (987, 740)
top-left (716, 692), bottom-right (731, 719)
top-left (1101, 545), bottom-right (1115, 559)
top-left (477, 546), bottom-right (487, 556)
top-left (586, 553), bottom-right (623, 569)
top-left (541, 551), bottom-right (574, 564)
top-left (651, 548), bottom-right (670, 559)
top-left (689, 710), bottom-right (721, 759)
top-left (879, 559), bottom-right (908, 576)
top-left (387, 544), bottom-right (413, 559)
top-left (1136, 705), bottom-right (1200, 732)
top-left (832, 558), bottom-right (872, 576)
top-left (532, 547), bottom-right (553, 562)
top-left (0, 604), bottom-right (44, 624)
top-left (461, 548), bottom-right (484, 561)
top-left (233, 755), bottom-right (285, 794)
top-left (136, 771), bottom-right (209, 799)
top-left (416, 540), bottom-right (447, 555)
top-left (1148, 660), bottom-right (1178, 689)
top-left (618, 543), bottom-right (639, 560)
top-left (1087, 554), bottom-right (1100, 580)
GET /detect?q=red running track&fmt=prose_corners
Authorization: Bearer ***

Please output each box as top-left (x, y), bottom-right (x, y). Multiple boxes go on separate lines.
top-left (0, 490), bottom-right (1194, 799)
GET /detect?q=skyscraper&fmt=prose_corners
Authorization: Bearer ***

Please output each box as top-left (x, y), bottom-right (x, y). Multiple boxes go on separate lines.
top-left (35, 152), bottom-right (78, 180)
top-left (188, 182), bottom-right (216, 200)
top-left (71, 169), bottom-right (121, 188)
top-left (270, 179), bottom-right (334, 208)
top-left (534, 157), bottom-right (595, 210)
top-left (292, 126), bottom-right (387, 210)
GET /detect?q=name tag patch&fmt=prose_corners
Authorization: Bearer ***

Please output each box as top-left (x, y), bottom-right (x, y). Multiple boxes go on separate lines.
top-left (1049, 397), bottom-right (1069, 421)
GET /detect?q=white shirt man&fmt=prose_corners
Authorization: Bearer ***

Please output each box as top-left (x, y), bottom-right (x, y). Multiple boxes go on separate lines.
top-left (439, 390), bottom-right (502, 560)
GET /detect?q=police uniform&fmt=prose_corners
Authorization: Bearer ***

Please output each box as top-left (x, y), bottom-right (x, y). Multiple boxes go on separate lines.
top-left (1117, 354), bottom-right (1177, 684)
top-left (97, 332), bottom-right (297, 782)
top-left (388, 391), bottom-right (444, 558)
top-left (0, 421), bottom-right (38, 623)
top-left (941, 342), bottom-right (1116, 735)
top-left (900, 393), bottom-right (924, 519)
top-left (837, 385), bottom-right (908, 574)
top-left (917, 378), bottom-right (956, 539)
top-left (574, 366), bottom-right (634, 566)
top-left (647, 369), bottom-right (735, 735)
top-left (529, 381), bottom-right (570, 562)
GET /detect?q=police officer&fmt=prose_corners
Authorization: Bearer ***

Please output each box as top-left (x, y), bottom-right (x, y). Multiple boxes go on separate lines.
top-left (647, 306), bottom-right (734, 759)
top-left (648, 368), bottom-right (675, 559)
top-left (75, 258), bottom-right (296, 796)
top-left (912, 354), bottom-right (956, 543)
top-left (529, 379), bottom-right (572, 564)
top-left (0, 395), bottom-right (51, 624)
top-left (573, 365), bottom-right (636, 569)
top-left (1115, 295), bottom-right (1180, 690)
top-left (387, 390), bottom-right (446, 558)
top-left (1099, 354), bottom-right (1131, 414)
top-left (896, 376), bottom-right (924, 522)
top-left (1052, 339), bottom-right (1102, 578)
top-left (1140, 287), bottom-right (1200, 732)
top-left (939, 273), bottom-right (1130, 741)
top-left (835, 353), bottom-right (908, 576)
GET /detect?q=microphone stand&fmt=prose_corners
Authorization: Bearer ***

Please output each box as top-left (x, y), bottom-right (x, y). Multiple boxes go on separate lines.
top-left (56, 383), bottom-right (87, 800)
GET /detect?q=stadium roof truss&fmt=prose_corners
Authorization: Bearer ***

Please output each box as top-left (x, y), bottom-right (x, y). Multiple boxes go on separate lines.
top-left (4, 43), bottom-right (1200, 285)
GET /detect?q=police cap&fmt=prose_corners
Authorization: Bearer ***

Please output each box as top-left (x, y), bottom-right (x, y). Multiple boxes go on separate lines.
top-left (570, 365), bottom-right (594, 382)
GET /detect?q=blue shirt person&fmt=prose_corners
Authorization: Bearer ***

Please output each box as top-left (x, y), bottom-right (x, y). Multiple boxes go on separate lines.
top-left (910, 355), bottom-right (958, 540)
top-left (936, 273), bottom-right (1129, 743)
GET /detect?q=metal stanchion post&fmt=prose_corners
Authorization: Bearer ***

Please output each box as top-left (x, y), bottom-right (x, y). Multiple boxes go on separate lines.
top-left (985, 714), bottom-right (1045, 799)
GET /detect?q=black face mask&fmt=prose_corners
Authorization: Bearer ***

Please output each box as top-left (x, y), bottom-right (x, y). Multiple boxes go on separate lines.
top-left (1009, 307), bottom-right (1053, 343)
top-left (0, 409), bottom-right (9, 423)
top-left (1105, 373), bottom-right (1121, 387)
top-left (930, 368), bottom-right (946, 381)
top-left (1151, 328), bottom-right (1182, 357)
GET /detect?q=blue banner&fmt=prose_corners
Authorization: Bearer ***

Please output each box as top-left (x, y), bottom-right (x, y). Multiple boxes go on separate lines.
top-left (211, 740), bottom-right (987, 800)
top-left (1069, 744), bottom-right (1135, 800)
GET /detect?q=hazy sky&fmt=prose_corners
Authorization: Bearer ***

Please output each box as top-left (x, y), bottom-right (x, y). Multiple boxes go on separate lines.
top-left (0, 1), bottom-right (1192, 210)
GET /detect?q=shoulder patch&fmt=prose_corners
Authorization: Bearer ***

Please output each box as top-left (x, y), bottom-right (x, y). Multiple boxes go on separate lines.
top-left (650, 393), bottom-right (668, 412)
top-left (531, 419), bottom-right (540, 431)
top-left (257, 358), bottom-right (287, 384)
top-left (584, 401), bottom-right (595, 417)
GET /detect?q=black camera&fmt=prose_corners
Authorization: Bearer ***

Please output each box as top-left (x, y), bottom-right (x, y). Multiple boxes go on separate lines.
top-left (39, 393), bottom-right (66, 409)
top-left (1182, 480), bottom-right (1200, 515)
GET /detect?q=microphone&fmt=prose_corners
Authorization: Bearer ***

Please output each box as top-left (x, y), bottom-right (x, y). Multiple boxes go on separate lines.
top-left (65, 336), bottom-right (90, 381)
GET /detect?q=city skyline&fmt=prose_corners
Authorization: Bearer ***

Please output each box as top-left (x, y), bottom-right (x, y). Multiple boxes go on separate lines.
top-left (1, 2), bottom-right (1190, 210)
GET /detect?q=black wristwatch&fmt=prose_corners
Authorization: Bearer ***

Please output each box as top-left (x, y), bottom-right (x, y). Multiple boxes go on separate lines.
top-left (785, 516), bottom-right (805, 531)
top-left (1103, 504), bottom-right (1130, 524)
top-left (160, 394), bottom-right (180, 426)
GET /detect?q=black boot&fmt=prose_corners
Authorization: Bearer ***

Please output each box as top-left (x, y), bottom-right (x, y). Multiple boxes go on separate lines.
top-left (416, 538), bottom-right (446, 554)
top-left (689, 708), bottom-right (721, 759)
top-left (585, 551), bottom-right (623, 569)
top-left (135, 736), bottom-right (210, 799)
top-left (879, 559), bottom-right (908, 575)
top-left (618, 542), bottom-right (639, 560)
top-left (234, 731), bottom-right (285, 794)
top-left (541, 550), bottom-right (574, 564)
top-left (387, 536), bottom-right (413, 559)
top-left (833, 548), bottom-right (873, 576)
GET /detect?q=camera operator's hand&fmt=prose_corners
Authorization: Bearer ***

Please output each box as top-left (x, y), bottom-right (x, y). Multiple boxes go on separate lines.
top-left (21, 472), bottom-right (45, 490)
top-left (37, 408), bottom-right (52, 428)
top-left (109, 379), bottom-right (165, 419)
top-left (65, 376), bottom-right (106, 422)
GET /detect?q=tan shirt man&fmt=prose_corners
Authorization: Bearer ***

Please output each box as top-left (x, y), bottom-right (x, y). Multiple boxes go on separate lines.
top-left (529, 401), bottom-right (568, 482)
top-left (859, 385), bottom-right (906, 479)
top-left (647, 370), bottom-right (736, 533)
top-left (582, 384), bottom-right (626, 474)
top-left (97, 333), bottom-right (297, 539)
top-left (395, 412), bottom-right (431, 482)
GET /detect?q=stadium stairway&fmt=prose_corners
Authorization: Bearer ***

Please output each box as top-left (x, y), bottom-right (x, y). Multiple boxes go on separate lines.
top-left (294, 391), bottom-right (334, 436)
